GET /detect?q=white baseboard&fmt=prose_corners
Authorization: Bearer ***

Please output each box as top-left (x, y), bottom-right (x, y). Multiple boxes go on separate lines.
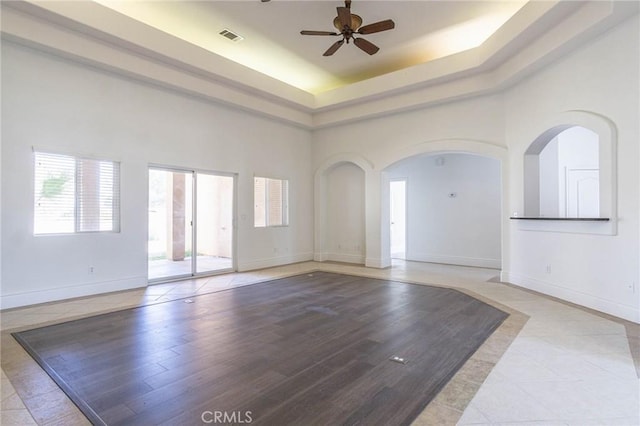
top-left (366, 257), bottom-right (391, 269)
top-left (326, 253), bottom-right (365, 265)
top-left (502, 271), bottom-right (639, 324)
top-left (408, 253), bottom-right (501, 269)
top-left (237, 252), bottom-right (314, 272)
top-left (314, 253), bottom-right (389, 268)
top-left (314, 252), bottom-right (328, 262)
top-left (0, 276), bottom-right (147, 310)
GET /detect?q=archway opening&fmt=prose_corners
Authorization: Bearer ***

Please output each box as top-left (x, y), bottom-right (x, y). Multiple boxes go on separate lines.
top-left (385, 152), bottom-right (502, 269)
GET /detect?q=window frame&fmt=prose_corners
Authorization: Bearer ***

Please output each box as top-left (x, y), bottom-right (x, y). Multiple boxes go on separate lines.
top-left (253, 176), bottom-right (289, 228)
top-left (33, 150), bottom-right (121, 235)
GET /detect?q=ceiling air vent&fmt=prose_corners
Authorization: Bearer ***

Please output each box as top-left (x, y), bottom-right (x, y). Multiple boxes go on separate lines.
top-left (219, 29), bottom-right (244, 42)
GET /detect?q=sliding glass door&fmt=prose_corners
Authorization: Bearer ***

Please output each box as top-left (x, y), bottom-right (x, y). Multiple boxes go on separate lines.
top-left (195, 173), bottom-right (234, 274)
top-left (148, 167), bottom-right (235, 282)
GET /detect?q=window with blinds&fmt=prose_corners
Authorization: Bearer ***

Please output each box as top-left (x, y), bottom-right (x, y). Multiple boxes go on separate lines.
top-left (254, 177), bottom-right (289, 227)
top-left (34, 152), bottom-right (121, 234)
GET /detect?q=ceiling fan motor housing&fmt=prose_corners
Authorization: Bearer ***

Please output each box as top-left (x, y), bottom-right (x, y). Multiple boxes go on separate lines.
top-left (333, 14), bottom-right (362, 31)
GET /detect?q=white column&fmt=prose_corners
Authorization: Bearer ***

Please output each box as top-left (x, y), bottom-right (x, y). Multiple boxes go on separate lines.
top-left (313, 170), bottom-right (328, 262)
top-left (365, 169), bottom-right (391, 268)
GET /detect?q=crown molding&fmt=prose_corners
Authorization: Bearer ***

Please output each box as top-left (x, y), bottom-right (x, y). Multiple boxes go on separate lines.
top-left (1, 1), bottom-right (637, 129)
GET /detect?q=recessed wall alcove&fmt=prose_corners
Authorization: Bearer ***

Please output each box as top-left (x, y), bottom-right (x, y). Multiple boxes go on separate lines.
top-left (518, 111), bottom-right (617, 235)
top-left (314, 154), bottom-right (373, 265)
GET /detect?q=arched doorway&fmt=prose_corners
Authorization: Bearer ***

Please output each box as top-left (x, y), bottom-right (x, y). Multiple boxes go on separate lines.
top-left (379, 139), bottom-right (508, 269)
top-left (385, 152), bottom-right (502, 268)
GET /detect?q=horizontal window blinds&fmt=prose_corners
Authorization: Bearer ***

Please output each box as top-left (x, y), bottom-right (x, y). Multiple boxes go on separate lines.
top-left (254, 177), bottom-right (288, 227)
top-left (34, 152), bottom-right (120, 234)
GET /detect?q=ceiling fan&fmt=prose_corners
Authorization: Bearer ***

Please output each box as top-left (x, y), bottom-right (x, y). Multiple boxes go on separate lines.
top-left (300, 0), bottom-right (395, 56)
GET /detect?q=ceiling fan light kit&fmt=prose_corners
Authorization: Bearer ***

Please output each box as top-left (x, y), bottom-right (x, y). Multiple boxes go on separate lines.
top-left (300, 0), bottom-right (395, 56)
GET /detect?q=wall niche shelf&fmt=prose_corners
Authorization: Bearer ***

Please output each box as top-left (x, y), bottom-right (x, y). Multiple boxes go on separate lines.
top-left (510, 217), bottom-right (609, 221)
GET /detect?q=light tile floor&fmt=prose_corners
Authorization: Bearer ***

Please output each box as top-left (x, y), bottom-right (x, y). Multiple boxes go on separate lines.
top-left (148, 255), bottom-right (232, 281)
top-left (1, 260), bottom-right (638, 425)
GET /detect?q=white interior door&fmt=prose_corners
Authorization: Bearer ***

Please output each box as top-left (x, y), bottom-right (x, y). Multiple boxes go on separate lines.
top-left (567, 169), bottom-right (599, 217)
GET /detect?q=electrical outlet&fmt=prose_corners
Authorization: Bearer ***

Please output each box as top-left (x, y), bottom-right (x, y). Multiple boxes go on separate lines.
top-left (629, 282), bottom-right (636, 293)
top-left (88, 266), bottom-right (94, 274)
top-left (545, 264), bottom-right (551, 274)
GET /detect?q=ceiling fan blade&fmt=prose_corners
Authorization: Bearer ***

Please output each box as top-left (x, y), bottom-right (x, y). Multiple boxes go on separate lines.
top-left (301, 30), bottom-right (339, 36)
top-left (337, 6), bottom-right (352, 29)
top-left (354, 37), bottom-right (379, 55)
top-left (357, 19), bottom-right (395, 35)
top-left (323, 39), bottom-right (345, 56)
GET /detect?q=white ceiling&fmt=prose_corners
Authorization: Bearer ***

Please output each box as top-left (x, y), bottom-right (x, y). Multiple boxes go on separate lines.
top-left (96, 0), bottom-right (527, 94)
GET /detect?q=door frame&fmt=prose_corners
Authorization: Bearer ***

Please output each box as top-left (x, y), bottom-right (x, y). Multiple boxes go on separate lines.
top-left (565, 167), bottom-right (599, 218)
top-left (147, 164), bottom-right (238, 284)
top-left (389, 177), bottom-right (408, 260)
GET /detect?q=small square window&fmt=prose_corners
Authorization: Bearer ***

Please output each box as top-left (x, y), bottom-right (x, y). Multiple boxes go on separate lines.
top-left (254, 177), bottom-right (288, 227)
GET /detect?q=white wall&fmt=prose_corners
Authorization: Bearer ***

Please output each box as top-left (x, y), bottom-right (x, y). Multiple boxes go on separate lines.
top-left (539, 138), bottom-right (559, 217)
top-left (557, 127), bottom-right (600, 170)
top-left (504, 15), bottom-right (639, 322)
top-left (386, 153), bottom-right (501, 268)
top-left (0, 41), bottom-right (313, 308)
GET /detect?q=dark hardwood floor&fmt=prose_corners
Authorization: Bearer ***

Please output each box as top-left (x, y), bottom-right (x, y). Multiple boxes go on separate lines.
top-left (13, 272), bottom-right (508, 425)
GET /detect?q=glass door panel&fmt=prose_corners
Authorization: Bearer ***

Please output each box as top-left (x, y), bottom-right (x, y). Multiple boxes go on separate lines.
top-left (148, 169), bottom-right (193, 281)
top-left (195, 174), bottom-right (234, 274)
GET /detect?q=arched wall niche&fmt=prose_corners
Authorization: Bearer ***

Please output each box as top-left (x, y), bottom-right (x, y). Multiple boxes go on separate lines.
top-left (520, 110), bottom-right (617, 235)
top-left (313, 154), bottom-right (373, 263)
